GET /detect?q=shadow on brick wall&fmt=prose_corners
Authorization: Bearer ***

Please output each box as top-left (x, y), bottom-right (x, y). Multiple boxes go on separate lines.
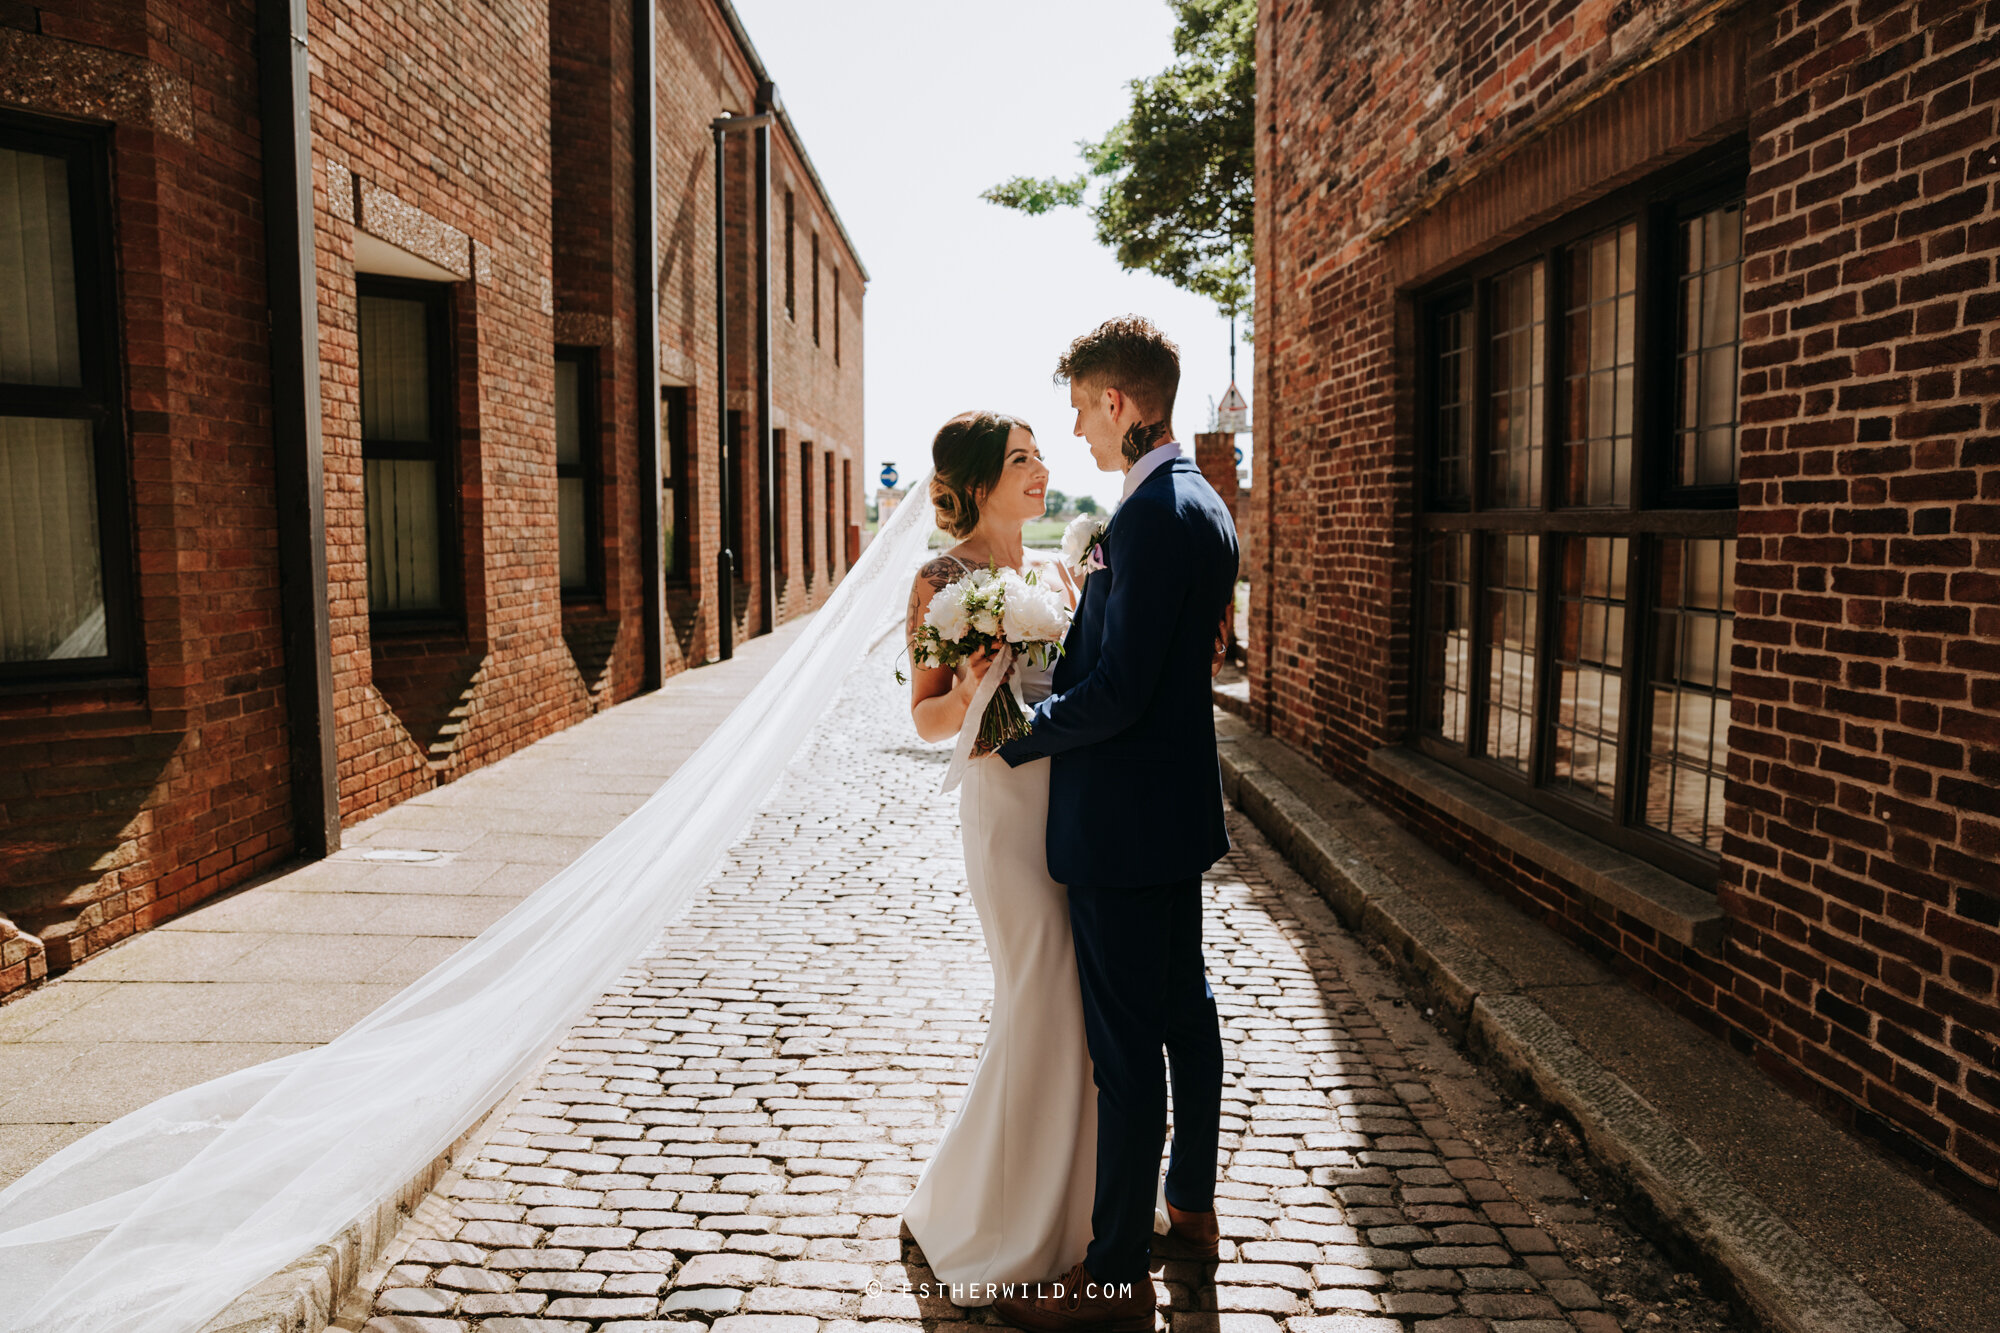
top-left (0, 726), bottom-right (186, 980)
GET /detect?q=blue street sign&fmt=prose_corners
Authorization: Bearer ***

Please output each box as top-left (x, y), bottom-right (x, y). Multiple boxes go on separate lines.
top-left (880, 464), bottom-right (899, 489)
top-left (1234, 446), bottom-right (1244, 467)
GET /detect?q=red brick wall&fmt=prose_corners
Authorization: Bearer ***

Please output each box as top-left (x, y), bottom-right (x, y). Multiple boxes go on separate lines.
top-left (1731, 0), bottom-right (2000, 1192)
top-left (1255, 0), bottom-right (1999, 1199)
top-left (0, 0), bottom-right (296, 981)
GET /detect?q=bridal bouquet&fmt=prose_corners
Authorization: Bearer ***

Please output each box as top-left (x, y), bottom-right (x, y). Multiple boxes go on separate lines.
top-left (913, 564), bottom-right (1071, 756)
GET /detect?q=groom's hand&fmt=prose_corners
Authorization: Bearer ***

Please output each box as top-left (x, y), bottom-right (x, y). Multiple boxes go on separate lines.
top-left (1211, 613), bottom-right (1230, 678)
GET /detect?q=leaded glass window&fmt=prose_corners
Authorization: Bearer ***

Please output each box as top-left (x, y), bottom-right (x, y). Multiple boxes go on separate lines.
top-left (1413, 155), bottom-right (1744, 883)
top-left (0, 120), bottom-right (134, 683)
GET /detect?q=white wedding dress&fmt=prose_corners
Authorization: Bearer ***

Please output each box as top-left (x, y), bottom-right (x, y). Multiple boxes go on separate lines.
top-left (902, 556), bottom-right (1164, 1305)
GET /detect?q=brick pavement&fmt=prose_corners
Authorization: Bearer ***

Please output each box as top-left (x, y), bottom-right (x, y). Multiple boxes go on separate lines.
top-left (350, 638), bottom-right (1690, 1333)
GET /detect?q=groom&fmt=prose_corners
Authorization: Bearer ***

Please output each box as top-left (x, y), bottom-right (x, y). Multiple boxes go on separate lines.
top-left (994, 316), bottom-right (1238, 1331)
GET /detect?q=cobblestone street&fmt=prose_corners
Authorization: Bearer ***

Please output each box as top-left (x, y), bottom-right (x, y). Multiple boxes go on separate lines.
top-left (352, 639), bottom-right (1732, 1333)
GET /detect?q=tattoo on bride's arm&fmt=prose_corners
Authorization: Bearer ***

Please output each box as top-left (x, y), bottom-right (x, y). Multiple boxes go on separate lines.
top-left (906, 557), bottom-right (961, 657)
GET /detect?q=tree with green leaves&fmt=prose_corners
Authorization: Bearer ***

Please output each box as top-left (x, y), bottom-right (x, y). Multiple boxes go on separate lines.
top-left (1045, 489), bottom-right (1070, 516)
top-left (1075, 495), bottom-right (1101, 516)
top-left (983, 0), bottom-right (1254, 320)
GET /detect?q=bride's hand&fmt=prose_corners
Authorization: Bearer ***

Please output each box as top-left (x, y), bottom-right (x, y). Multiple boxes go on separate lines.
top-left (956, 646), bottom-right (1000, 699)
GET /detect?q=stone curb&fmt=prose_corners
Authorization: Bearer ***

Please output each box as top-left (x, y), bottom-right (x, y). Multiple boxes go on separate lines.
top-left (1218, 736), bottom-right (1905, 1333)
top-left (196, 1076), bottom-right (537, 1333)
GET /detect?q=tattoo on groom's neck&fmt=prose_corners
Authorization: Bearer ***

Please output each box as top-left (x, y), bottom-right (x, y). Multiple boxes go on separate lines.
top-left (1121, 420), bottom-right (1168, 466)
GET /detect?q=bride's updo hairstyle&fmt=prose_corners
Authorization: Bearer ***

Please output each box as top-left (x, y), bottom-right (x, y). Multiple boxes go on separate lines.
top-left (930, 410), bottom-right (1031, 538)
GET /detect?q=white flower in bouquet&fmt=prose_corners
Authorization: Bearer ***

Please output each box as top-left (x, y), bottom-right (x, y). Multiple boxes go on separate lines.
top-left (923, 582), bottom-right (972, 644)
top-left (999, 571), bottom-right (1069, 666)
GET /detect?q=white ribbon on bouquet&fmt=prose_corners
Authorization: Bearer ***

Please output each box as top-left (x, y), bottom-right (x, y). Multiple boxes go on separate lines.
top-left (938, 640), bottom-right (1015, 795)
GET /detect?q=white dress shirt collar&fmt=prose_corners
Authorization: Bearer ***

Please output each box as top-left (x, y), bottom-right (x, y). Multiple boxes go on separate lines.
top-left (1121, 438), bottom-right (1182, 501)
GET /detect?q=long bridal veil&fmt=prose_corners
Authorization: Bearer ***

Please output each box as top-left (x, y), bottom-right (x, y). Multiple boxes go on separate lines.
top-left (0, 478), bottom-right (939, 1333)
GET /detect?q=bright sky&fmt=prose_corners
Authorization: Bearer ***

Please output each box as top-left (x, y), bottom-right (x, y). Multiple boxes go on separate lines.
top-left (731, 0), bottom-right (1253, 512)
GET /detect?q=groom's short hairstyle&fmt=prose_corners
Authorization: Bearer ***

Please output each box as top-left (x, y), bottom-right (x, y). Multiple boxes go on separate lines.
top-left (1055, 316), bottom-right (1180, 424)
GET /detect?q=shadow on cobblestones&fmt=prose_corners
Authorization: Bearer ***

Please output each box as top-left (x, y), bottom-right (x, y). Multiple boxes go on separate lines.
top-left (348, 640), bottom-right (1740, 1333)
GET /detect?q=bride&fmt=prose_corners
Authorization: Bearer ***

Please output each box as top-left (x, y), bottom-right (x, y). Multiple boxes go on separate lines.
top-left (900, 410), bottom-right (1103, 1302)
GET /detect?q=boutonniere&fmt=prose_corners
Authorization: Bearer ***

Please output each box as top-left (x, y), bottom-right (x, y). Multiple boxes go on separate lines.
top-left (1061, 514), bottom-right (1109, 580)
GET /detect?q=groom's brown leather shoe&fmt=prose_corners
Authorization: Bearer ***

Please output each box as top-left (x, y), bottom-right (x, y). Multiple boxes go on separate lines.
top-left (1151, 1201), bottom-right (1221, 1261)
top-left (993, 1261), bottom-right (1156, 1333)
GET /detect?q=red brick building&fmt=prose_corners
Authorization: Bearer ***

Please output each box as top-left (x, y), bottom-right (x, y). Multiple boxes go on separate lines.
top-left (0, 0), bottom-right (865, 997)
top-left (1252, 0), bottom-right (1997, 1204)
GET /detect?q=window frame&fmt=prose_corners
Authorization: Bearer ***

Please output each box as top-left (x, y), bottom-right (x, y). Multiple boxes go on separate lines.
top-left (357, 274), bottom-right (461, 632)
top-left (1408, 146), bottom-right (1747, 888)
top-left (784, 190), bottom-right (796, 322)
top-left (661, 385), bottom-right (692, 587)
top-left (799, 438), bottom-right (815, 584)
top-left (823, 445), bottom-right (836, 573)
top-left (554, 345), bottom-right (601, 603)
top-left (0, 112), bottom-right (137, 689)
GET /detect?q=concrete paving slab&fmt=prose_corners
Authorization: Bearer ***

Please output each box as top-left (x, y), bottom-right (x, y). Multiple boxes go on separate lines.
top-left (0, 1042), bottom-right (309, 1126)
top-left (446, 832), bottom-right (602, 865)
top-left (281, 859), bottom-right (507, 897)
top-left (347, 896), bottom-right (517, 938)
top-left (39, 928), bottom-right (261, 983)
top-left (364, 937), bottom-right (471, 986)
top-left (154, 890), bottom-right (396, 936)
top-left (0, 617), bottom-right (810, 1192)
top-left (0, 973), bottom-right (117, 1038)
top-left (0, 1123), bottom-right (96, 1187)
top-left (0, 1044), bottom-right (88, 1100)
top-left (222, 934), bottom-right (446, 984)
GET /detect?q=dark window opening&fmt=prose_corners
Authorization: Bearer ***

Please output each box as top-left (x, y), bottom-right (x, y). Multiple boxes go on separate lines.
top-left (661, 385), bottom-right (691, 584)
top-left (784, 190), bottom-right (796, 322)
top-left (799, 438), bottom-right (815, 583)
top-left (811, 232), bottom-right (821, 347)
top-left (823, 447), bottom-right (835, 573)
top-left (725, 408), bottom-right (746, 575)
top-left (774, 428), bottom-right (789, 577)
top-left (555, 347), bottom-right (600, 600)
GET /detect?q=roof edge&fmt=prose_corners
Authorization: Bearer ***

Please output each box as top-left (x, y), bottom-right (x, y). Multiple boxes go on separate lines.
top-left (711, 0), bottom-right (871, 284)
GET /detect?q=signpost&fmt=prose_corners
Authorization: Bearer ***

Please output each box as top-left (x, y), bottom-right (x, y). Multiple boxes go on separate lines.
top-left (876, 462), bottom-right (905, 526)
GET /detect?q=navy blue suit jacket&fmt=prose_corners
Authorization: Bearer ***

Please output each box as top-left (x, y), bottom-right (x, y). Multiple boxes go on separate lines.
top-left (997, 456), bottom-right (1239, 888)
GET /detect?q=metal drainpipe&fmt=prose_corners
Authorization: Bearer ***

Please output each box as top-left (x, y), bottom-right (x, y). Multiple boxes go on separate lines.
top-left (711, 109), bottom-right (775, 662)
top-left (255, 0), bottom-right (339, 856)
top-left (754, 87), bottom-right (775, 637)
top-left (711, 120), bottom-right (734, 661)
top-left (634, 0), bottom-right (664, 689)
